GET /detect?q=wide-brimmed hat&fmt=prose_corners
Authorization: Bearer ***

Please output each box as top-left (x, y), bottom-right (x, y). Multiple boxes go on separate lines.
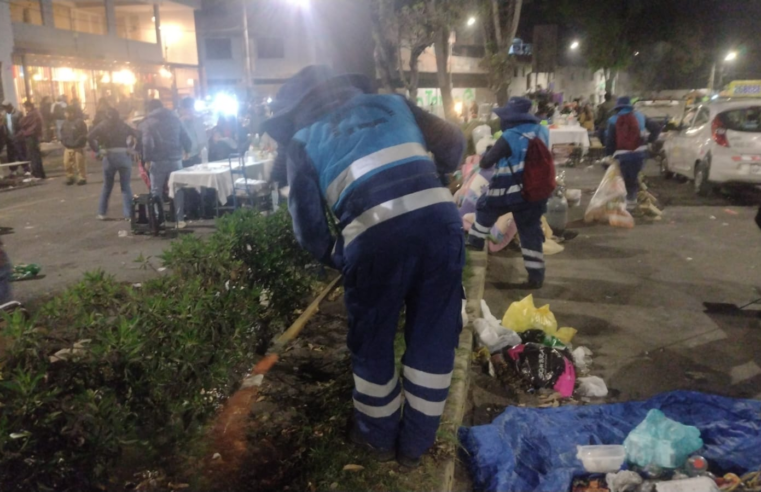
top-left (263, 65), bottom-right (373, 142)
top-left (614, 96), bottom-right (632, 110)
top-left (493, 97), bottom-right (540, 124)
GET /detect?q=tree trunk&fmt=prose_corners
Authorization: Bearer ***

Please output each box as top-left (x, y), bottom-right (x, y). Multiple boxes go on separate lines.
top-left (604, 68), bottom-right (617, 94)
top-left (434, 27), bottom-right (455, 121)
top-left (408, 55), bottom-right (421, 103)
top-left (495, 86), bottom-right (509, 106)
top-left (369, 0), bottom-right (397, 93)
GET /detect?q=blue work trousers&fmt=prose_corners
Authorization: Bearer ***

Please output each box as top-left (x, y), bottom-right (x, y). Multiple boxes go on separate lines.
top-left (616, 152), bottom-right (645, 202)
top-left (470, 197), bottom-right (547, 284)
top-left (344, 211), bottom-right (464, 459)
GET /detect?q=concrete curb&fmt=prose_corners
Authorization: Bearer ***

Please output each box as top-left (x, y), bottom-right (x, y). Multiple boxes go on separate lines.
top-left (435, 249), bottom-right (488, 492)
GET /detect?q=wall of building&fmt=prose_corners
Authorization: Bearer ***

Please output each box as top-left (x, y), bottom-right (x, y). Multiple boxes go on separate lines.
top-left (1, 1), bottom-right (18, 105)
top-left (159, 6), bottom-right (198, 65)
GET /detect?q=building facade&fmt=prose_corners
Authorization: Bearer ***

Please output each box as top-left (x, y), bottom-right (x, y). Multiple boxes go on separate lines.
top-left (196, 0), bottom-right (374, 102)
top-left (5, 0), bottom-right (201, 115)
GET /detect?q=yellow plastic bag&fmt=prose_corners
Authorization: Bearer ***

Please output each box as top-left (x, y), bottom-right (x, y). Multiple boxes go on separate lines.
top-left (556, 327), bottom-right (578, 345)
top-left (502, 294), bottom-right (538, 332)
top-left (534, 304), bottom-right (558, 335)
top-left (502, 295), bottom-right (559, 335)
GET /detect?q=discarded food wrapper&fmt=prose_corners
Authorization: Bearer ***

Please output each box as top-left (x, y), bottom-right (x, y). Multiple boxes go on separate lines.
top-left (624, 409), bottom-right (703, 469)
top-left (118, 230), bottom-right (129, 237)
top-left (573, 346), bottom-right (593, 372)
top-left (577, 376), bottom-right (608, 397)
top-left (654, 476), bottom-right (719, 492)
top-left (605, 470), bottom-right (643, 492)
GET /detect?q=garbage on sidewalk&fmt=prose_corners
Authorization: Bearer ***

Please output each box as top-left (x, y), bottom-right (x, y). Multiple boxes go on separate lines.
top-left (577, 376), bottom-right (609, 397)
top-left (502, 294), bottom-right (558, 334)
top-left (459, 391), bottom-right (761, 492)
top-left (11, 263), bottom-right (41, 281)
top-left (584, 160), bottom-right (634, 228)
top-left (506, 343), bottom-right (576, 397)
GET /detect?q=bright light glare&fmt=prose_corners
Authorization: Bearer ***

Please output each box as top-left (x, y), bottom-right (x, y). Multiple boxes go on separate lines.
top-left (194, 99), bottom-right (207, 112)
top-left (634, 51), bottom-right (640, 56)
top-left (159, 67), bottom-right (173, 79)
top-left (467, 17), bottom-right (476, 27)
top-left (113, 69), bottom-right (136, 85)
top-left (725, 51), bottom-right (737, 62)
top-left (711, 94), bottom-right (719, 100)
top-left (213, 93), bottom-right (239, 117)
top-left (290, 0), bottom-right (309, 7)
top-left (570, 40), bottom-right (580, 50)
top-left (454, 101), bottom-right (463, 115)
top-left (266, 97), bottom-right (273, 104)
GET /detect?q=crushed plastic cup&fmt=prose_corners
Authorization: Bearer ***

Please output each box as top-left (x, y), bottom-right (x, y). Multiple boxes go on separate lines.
top-left (624, 409), bottom-right (703, 469)
top-left (576, 445), bottom-right (626, 473)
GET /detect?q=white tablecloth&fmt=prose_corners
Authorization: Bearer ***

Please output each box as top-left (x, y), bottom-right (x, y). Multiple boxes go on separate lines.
top-left (168, 158), bottom-right (274, 204)
top-left (549, 126), bottom-right (591, 149)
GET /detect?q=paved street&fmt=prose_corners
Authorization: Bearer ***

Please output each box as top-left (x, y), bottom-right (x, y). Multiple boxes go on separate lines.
top-left (483, 160), bottom-right (761, 402)
top-left (0, 151), bottom-right (194, 305)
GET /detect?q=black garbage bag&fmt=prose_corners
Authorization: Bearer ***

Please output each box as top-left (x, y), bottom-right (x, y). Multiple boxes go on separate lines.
top-left (505, 343), bottom-right (568, 391)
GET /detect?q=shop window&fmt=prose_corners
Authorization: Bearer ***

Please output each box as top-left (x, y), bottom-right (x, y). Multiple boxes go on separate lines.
top-left (257, 38), bottom-right (285, 59)
top-left (10, 0), bottom-right (43, 25)
top-left (206, 38), bottom-right (233, 60)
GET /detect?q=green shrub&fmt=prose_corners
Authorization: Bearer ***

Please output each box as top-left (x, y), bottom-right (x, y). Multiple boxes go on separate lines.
top-left (0, 209), bottom-right (316, 491)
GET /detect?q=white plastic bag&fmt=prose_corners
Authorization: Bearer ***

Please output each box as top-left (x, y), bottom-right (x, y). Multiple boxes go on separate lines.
top-left (577, 376), bottom-right (609, 397)
top-left (475, 300), bottom-right (522, 353)
top-left (584, 161), bottom-right (634, 228)
top-left (472, 125), bottom-right (493, 147)
top-left (572, 346), bottom-right (593, 372)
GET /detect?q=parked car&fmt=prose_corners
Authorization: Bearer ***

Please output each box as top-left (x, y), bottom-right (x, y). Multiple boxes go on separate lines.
top-left (635, 99), bottom-right (685, 164)
top-left (661, 99), bottom-right (761, 195)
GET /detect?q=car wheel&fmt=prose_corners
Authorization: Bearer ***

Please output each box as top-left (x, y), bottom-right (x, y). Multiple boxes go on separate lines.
top-left (694, 157), bottom-right (713, 196)
top-left (659, 153), bottom-right (674, 179)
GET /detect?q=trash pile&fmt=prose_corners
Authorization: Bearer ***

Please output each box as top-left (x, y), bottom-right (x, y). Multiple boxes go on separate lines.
top-left (474, 295), bottom-right (605, 400)
top-left (459, 391), bottom-right (761, 492)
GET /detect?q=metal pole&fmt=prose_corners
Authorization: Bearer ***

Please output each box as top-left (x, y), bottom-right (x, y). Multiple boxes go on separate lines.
top-left (241, 0), bottom-right (253, 97)
top-left (708, 62), bottom-right (716, 93)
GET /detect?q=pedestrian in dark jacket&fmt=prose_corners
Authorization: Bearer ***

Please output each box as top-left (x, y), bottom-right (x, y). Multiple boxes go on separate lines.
top-left (92, 98), bottom-right (112, 129)
top-left (140, 99), bottom-right (192, 227)
top-left (262, 65), bottom-right (465, 467)
top-left (61, 105), bottom-right (88, 185)
top-left (19, 101), bottom-right (45, 179)
top-left (89, 108), bottom-right (138, 220)
top-left (40, 96), bottom-right (53, 142)
top-left (1, 102), bottom-right (28, 175)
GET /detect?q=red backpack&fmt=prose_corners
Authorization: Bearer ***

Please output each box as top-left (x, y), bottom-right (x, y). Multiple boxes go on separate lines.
top-left (615, 112), bottom-right (641, 151)
top-left (507, 133), bottom-right (556, 202)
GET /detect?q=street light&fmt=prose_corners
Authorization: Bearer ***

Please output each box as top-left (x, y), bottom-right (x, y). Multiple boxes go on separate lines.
top-left (710, 50), bottom-right (740, 94)
top-left (725, 51), bottom-right (737, 62)
top-left (570, 40), bottom-right (580, 50)
top-left (467, 17), bottom-right (476, 27)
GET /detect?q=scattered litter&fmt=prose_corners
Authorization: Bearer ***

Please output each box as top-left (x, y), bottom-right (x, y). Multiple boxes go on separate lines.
top-left (132, 283), bottom-right (142, 288)
top-left (167, 483), bottom-right (189, 490)
top-left (329, 482), bottom-right (338, 490)
top-left (710, 216), bottom-right (717, 220)
top-left (474, 318), bottom-right (521, 353)
top-left (577, 376), bottom-right (608, 397)
top-left (118, 230), bottom-right (129, 237)
top-left (686, 257), bottom-right (693, 261)
top-left (11, 263), bottom-right (41, 281)
top-left (211, 453), bottom-right (222, 460)
top-left (655, 476), bottom-right (719, 492)
top-left (556, 327), bottom-right (578, 344)
top-left (49, 339), bottom-right (91, 363)
top-left (157, 267), bottom-right (167, 272)
top-left (502, 294), bottom-right (557, 335)
top-left (24, 225), bottom-right (34, 229)
top-left (573, 346), bottom-right (593, 372)
top-left (576, 445), bottom-right (625, 473)
top-left (606, 470), bottom-right (643, 492)
top-left (241, 374), bottom-right (265, 388)
top-left (342, 464), bottom-right (365, 472)
top-left (507, 343), bottom-right (575, 397)
top-left (724, 208), bottom-right (739, 216)
top-left (624, 409), bottom-right (703, 468)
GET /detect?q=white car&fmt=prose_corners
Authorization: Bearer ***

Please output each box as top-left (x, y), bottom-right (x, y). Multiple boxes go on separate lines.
top-left (661, 99), bottom-right (761, 195)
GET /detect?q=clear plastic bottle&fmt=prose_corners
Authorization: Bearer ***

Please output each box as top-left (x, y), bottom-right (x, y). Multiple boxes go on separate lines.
top-left (546, 193), bottom-right (568, 237)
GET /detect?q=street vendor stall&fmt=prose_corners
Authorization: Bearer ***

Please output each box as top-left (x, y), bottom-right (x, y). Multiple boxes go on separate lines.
top-left (549, 126), bottom-right (591, 151)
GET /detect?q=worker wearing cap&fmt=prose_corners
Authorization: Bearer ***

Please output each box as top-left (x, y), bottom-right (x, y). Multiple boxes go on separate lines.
top-left (263, 65), bottom-right (465, 468)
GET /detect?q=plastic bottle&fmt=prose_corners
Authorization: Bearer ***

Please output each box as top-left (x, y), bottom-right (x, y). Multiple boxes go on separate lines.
top-left (546, 194), bottom-right (568, 236)
top-left (685, 456), bottom-right (709, 477)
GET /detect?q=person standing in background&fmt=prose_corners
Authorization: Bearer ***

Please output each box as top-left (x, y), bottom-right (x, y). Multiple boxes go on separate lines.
top-left (141, 99), bottom-right (192, 228)
top-left (89, 108), bottom-right (138, 220)
top-left (52, 95), bottom-right (68, 141)
top-left (1, 102), bottom-right (27, 175)
top-left (19, 101), bottom-right (45, 179)
top-left (92, 98), bottom-right (112, 129)
top-left (40, 96), bottom-right (53, 142)
top-left (60, 106), bottom-right (89, 185)
top-left (178, 97), bottom-right (207, 167)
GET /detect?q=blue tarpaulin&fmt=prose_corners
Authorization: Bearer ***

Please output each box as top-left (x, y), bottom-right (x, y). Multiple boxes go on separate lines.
top-left (459, 391), bottom-right (761, 492)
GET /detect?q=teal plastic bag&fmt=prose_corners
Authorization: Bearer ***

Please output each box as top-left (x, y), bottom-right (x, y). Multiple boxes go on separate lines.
top-left (624, 409), bottom-right (703, 468)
